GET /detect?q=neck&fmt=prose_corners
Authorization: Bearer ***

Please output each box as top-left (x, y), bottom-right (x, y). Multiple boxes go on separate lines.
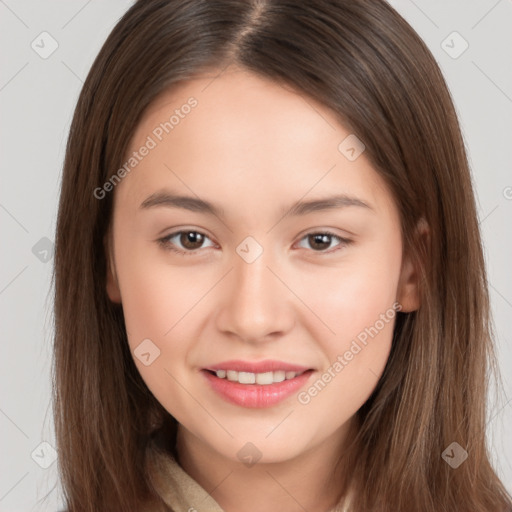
top-left (175, 418), bottom-right (357, 512)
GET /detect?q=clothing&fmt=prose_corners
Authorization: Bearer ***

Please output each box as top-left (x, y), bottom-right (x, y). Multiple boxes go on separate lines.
top-left (145, 436), bottom-right (352, 512)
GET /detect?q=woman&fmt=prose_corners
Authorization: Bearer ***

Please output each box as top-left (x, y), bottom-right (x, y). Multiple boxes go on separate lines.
top-left (52, 1), bottom-right (512, 510)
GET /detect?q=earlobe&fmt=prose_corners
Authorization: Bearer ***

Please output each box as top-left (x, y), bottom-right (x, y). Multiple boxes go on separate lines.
top-left (396, 256), bottom-right (420, 312)
top-left (105, 233), bottom-right (122, 304)
top-left (396, 218), bottom-right (429, 313)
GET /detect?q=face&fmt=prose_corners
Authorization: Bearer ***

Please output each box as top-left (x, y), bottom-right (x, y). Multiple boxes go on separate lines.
top-left (106, 65), bottom-right (419, 465)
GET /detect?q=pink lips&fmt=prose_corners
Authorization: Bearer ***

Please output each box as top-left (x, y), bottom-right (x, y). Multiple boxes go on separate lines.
top-left (202, 359), bottom-right (314, 408)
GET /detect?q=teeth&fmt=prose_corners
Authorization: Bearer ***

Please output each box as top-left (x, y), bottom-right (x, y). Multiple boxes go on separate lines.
top-left (238, 372), bottom-right (256, 384)
top-left (226, 370), bottom-right (238, 381)
top-left (255, 372), bottom-right (273, 385)
top-left (273, 370), bottom-right (285, 383)
top-left (214, 369), bottom-right (304, 385)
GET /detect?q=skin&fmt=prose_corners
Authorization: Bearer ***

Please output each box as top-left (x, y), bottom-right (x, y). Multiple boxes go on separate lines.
top-left (106, 64), bottom-right (422, 512)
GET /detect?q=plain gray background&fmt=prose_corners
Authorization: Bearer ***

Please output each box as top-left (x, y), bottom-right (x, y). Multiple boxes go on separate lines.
top-left (0, 0), bottom-right (511, 510)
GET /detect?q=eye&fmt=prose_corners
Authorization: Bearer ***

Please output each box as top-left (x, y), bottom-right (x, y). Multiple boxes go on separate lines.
top-left (296, 231), bottom-right (352, 253)
top-left (158, 230), bottom-right (215, 255)
top-left (158, 229), bottom-right (352, 256)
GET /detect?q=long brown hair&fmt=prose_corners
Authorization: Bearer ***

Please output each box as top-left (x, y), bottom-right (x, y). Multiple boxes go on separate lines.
top-left (52, 0), bottom-right (512, 510)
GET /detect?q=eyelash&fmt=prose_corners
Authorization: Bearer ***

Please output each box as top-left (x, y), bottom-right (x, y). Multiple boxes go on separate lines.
top-left (157, 229), bottom-right (353, 256)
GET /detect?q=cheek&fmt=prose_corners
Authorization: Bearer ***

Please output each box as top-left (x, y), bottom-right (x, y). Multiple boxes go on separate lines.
top-left (293, 235), bottom-right (401, 409)
top-left (297, 241), bottom-right (402, 343)
top-left (296, 276), bottom-right (398, 425)
top-left (114, 252), bottom-right (201, 414)
top-left (115, 242), bottom-right (212, 342)
top-left (113, 241), bottom-right (220, 396)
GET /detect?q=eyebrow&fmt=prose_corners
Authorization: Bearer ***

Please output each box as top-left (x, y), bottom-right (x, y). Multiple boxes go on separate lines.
top-left (139, 190), bottom-right (374, 217)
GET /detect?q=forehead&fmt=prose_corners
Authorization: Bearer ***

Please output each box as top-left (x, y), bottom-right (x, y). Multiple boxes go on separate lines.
top-left (137, 66), bottom-right (341, 151)
top-left (115, 66), bottom-right (394, 219)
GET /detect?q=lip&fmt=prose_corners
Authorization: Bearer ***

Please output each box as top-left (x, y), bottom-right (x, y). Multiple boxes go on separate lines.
top-left (201, 360), bottom-right (314, 408)
top-left (204, 359), bottom-right (312, 373)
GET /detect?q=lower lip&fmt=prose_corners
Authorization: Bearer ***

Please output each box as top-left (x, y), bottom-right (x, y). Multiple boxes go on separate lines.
top-left (202, 370), bottom-right (314, 408)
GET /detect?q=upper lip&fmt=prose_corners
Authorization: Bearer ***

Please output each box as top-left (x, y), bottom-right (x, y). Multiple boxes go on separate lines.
top-left (204, 360), bottom-right (312, 373)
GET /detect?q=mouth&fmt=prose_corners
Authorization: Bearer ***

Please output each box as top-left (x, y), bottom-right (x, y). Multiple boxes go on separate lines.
top-left (201, 360), bottom-right (315, 408)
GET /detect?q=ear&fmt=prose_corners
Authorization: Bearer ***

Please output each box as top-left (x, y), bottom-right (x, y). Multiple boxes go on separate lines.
top-left (396, 217), bottom-right (429, 313)
top-left (105, 231), bottom-right (122, 303)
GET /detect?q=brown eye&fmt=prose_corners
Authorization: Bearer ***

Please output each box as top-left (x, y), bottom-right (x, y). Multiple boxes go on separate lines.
top-left (179, 231), bottom-right (205, 250)
top-left (297, 231), bottom-right (352, 253)
top-left (158, 230), bottom-right (215, 255)
top-left (308, 233), bottom-right (333, 251)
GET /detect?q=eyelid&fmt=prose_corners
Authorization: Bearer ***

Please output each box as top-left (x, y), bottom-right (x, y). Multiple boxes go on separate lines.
top-left (295, 230), bottom-right (352, 253)
top-left (157, 228), bottom-right (353, 256)
top-left (157, 228), bottom-right (216, 256)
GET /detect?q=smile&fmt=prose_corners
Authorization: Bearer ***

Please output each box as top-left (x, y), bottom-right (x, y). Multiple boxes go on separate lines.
top-left (202, 360), bottom-right (314, 408)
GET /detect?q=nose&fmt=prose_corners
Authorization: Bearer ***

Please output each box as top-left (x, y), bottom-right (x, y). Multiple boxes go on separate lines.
top-left (215, 247), bottom-right (295, 344)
